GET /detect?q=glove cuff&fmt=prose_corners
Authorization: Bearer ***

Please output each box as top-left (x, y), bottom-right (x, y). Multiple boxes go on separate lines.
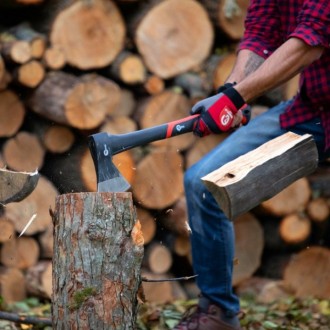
top-left (223, 87), bottom-right (245, 109)
top-left (217, 82), bottom-right (236, 94)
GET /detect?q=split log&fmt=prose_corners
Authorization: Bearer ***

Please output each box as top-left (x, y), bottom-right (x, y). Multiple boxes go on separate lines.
top-left (5, 175), bottom-right (58, 235)
top-left (283, 246), bottom-right (330, 299)
top-left (0, 89), bottom-right (25, 138)
top-left (137, 90), bottom-right (195, 151)
top-left (232, 212), bottom-right (264, 286)
top-left (143, 242), bottom-right (173, 274)
top-left (52, 192), bottom-right (144, 329)
top-left (201, 0), bottom-right (250, 40)
top-left (279, 213), bottom-right (311, 245)
top-left (132, 148), bottom-right (184, 209)
top-left (50, 0), bottom-right (126, 70)
top-left (132, 0), bottom-right (213, 78)
top-left (25, 260), bottom-right (52, 299)
top-left (0, 267), bottom-right (26, 303)
top-left (136, 207), bottom-right (156, 245)
top-left (202, 133), bottom-right (318, 220)
top-left (0, 167), bottom-right (39, 204)
top-left (0, 217), bottom-right (15, 243)
top-left (42, 45), bottom-right (66, 70)
top-left (14, 59), bottom-right (45, 88)
top-left (27, 71), bottom-right (121, 129)
top-left (1, 236), bottom-right (40, 269)
top-left (2, 131), bottom-right (45, 172)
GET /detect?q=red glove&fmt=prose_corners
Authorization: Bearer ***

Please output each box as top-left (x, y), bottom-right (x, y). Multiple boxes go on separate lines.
top-left (191, 87), bottom-right (246, 137)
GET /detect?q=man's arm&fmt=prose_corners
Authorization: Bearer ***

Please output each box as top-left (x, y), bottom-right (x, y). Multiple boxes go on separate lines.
top-left (234, 37), bottom-right (324, 103)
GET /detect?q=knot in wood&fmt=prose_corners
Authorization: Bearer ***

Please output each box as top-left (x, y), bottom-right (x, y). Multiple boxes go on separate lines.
top-left (86, 220), bottom-right (106, 241)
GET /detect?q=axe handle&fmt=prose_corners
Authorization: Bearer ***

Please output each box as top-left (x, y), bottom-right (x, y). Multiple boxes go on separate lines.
top-left (109, 114), bottom-right (200, 155)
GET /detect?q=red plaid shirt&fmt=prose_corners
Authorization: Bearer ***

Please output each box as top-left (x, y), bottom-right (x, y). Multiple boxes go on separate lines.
top-left (238, 0), bottom-right (330, 150)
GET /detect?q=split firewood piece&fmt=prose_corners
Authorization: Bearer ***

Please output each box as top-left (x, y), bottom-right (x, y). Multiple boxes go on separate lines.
top-left (132, 148), bottom-right (184, 209)
top-left (283, 246), bottom-right (330, 299)
top-left (50, 0), bottom-right (126, 70)
top-left (25, 261), bottom-right (52, 299)
top-left (279, 213), bottom-right (311, 245)
top-left (42, 45), bottom-right (66, 70)
top-left (202, 133), bottom-right (318, 220)
top-left (0, 89), bottom-right (25, 138)
top-left (143, 242), bottom-right (173, 274)
top-left (0, 167), bottom-right (39, 205)
top-left (306, 197), bottom-right (330, 223)
top-left (8, 22), bottom-right (47, 59)
top-left (2, 131), bottom-right (45, 172)
top-left (132, 0), bottom-right (213, 78)
top-left (27, 71), bottom-right (120, 129)
top-left (1, 236), bottom-right (40, 269)
top-left (5, 175), bottom-right (58, 235)
top-left (136, 207), bottom-right (156, 245)
top-left (109, 50), bottom-right (147, 85)
top-left (0, 267), bottom-right (26, 303)
top-left (201, 0), bottom-right (250, 40)
top-left (0, 216), bottom-right (15, 243)
top-left (13, 59), bottom-right (45, 88)
top-left (232, 212), bottom-right (264, 286)
top-left (137, 90), bottom-right (195, 151)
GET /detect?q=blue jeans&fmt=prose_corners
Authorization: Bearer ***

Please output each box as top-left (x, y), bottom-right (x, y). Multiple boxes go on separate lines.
top-left (184, 100), bottom-right (329, 317)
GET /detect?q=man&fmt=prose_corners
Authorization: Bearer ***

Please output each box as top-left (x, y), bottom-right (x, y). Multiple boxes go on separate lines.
top-left (174, 1), bottom-right (330, 329)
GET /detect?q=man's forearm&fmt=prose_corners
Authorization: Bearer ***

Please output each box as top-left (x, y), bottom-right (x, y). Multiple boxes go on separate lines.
top-left (234, 38), bottom-right (324, 103)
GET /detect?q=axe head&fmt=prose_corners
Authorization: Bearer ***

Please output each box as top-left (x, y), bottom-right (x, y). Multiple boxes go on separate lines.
top-left (88, 132), bottom-right (131, 192)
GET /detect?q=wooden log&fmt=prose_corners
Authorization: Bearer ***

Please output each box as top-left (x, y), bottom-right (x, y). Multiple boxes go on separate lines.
top-left (52, 192), bottom-right (144, 329)
top-left (5, 175), bottom-right (58, 235)
top-left (1, 236), bottom-right (40, 269)
top-left (202, 133), bottom-right (318, 220)
top-left (232, 212), bottom-right (264, 286)
top-left (132, 148), bottom-right (184, 209)
top-left (50, 0), bottom-right (126, 70)
top-left (112, 89), bottom-right (136, 117)
top-left (137, 90), bottom-right (195, 151)
top-left (100, 115), bottom-right (138, 135)
top-left (0, 89), bottom-right (25, 138)
top-left (143, 242), bottom-right (173, 274)
top-left (143, 74), bottom-right (165, 95)
top-left (42, 45), bottom-right (66, 70)
top-left (283, 246), bottom-right (330, 299)
top-left (27, 72), bottom-right (121, 129)
top-left (1, 38), bottom-right (32, 64)
top-left (0, 216), bottom-right (15, 243)
top-left (2, 131), bottom-right (45, 172)
top-left (132, 0), bottom-right (213, 78)
top-left (14, 59), bottom-right (45, 88)
top-left (306, 197), bottom-right (330, 223)
top-left (0, 267), bottom-right (26, 303)
top-left (25, 260), bottom-right (52, 299)
top-left (201, 0), bottom-right (250, 40)
top-left (0, 167), bottom-right (39, 204)
top-left (0, 70), bottom-right (13, 91)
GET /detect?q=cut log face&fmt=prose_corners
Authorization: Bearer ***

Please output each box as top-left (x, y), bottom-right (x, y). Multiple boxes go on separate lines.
top-left (135, 0), bottom-right (213, 78)
top-left (0, 267), bottom-right (26, 303)
top-left (50, 1), bottom-right (126, 69)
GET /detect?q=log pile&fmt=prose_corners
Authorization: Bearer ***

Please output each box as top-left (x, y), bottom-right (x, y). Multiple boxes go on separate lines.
top-left (0, 0), bottom-right (329, 307)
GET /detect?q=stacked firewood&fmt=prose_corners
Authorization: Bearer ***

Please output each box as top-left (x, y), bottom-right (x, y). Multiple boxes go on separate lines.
top-left (0, 0), bottom-right (329, 306)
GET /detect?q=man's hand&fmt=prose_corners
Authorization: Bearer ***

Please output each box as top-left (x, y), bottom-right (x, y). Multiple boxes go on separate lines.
top-left (191, 87), bottom-right (246, 137)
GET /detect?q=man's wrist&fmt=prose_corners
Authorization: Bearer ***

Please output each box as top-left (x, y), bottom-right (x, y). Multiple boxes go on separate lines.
top-left (223, 87), bottom-right (245, 109)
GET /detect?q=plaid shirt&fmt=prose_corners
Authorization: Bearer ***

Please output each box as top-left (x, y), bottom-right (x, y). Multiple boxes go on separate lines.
top-left (238, 0), bottom-right (330, 150)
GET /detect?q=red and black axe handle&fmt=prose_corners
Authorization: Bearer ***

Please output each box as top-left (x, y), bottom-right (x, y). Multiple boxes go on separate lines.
top-left (90, 107), bottom-right (251, 156)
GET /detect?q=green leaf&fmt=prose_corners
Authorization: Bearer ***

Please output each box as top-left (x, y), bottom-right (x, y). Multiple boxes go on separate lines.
top-left (262, 320), bottom-right (279, 329)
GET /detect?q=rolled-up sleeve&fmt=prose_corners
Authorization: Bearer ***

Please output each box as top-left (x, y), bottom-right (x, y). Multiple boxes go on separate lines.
top-left (238, 0), bottom-right (283, 58)
top-left (289, 0), bottom-right (330, 48)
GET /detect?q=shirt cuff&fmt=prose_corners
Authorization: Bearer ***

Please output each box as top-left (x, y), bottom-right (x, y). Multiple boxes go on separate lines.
top-left (238, 38), bottom-right (275, 59)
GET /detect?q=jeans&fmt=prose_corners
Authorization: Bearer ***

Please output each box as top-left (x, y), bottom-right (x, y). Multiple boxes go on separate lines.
top-left (184, 100), bottom-right (329, 317)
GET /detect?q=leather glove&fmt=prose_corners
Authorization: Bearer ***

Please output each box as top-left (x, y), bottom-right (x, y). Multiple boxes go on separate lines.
top-left (191, 86), bottom-right (246, 137)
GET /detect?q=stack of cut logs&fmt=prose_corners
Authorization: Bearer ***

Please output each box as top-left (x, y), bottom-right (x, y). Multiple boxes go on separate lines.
top-left (0, 0), bottom-right (329, 306)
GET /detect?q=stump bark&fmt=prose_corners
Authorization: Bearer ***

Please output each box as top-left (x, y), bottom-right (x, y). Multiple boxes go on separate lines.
top-left (52, 192), bottom-right (144, 329)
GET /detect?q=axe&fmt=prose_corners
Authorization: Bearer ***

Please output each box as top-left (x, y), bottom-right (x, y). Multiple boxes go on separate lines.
top-left (88, 108), bottom-right (251, 192)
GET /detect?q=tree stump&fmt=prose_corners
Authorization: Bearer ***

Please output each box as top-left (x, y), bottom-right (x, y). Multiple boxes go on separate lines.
top-left (52, 192), bottom-right (144, 329)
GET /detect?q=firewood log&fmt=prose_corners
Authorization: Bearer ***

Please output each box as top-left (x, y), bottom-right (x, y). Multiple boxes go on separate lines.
top-left (306, 197), bottom-right (330, 223)
top-left (132, 0), bottom-right (213, 78)
top-left (4, 175), bottom-right (58, 235)
top-left (25, 260), bottom-right (52, 299)
top-left (13, 59), bottom-right (45, 88)
top-left (283, 246), bottom-right (330, 299)
top-left (112, 88), bottom-right (136, 117)
top-left (0, 216), bottom-right (15, 243)
top-left (100, 115), bottom-right (138, 135)
top-left (233, 212), bottom-right (264, 286)
top-left (143, 242), bottom-right (173, 274)
top-left (50, 0), bottom-right (126, 70)
top-left (27, 71), bottom-right (121, 129)
top-left (0, 89), bottom-right (25, 138)
top-left (1, 236), bottom-right (40, 269)
top-left (201, 0), bottom-right (250, 40)
top-left (2, 131), bottom-right (45, 172)
top-left (0, 267), bottom-right (26, 303)
top-left (137, 90), bottom-right (195, 151)
top-left (0, 38), bottom-right (32, 64)
top-left (143, 74), bottom-right (165, 95)
top-left (42, 45), bottom-right (66, 70)
top-left (0, 167), bottom-right (39, 204)
top-left (136, 207), bottom-right (156, 245)
top-left (132, 148), bottom-right (184, 209)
